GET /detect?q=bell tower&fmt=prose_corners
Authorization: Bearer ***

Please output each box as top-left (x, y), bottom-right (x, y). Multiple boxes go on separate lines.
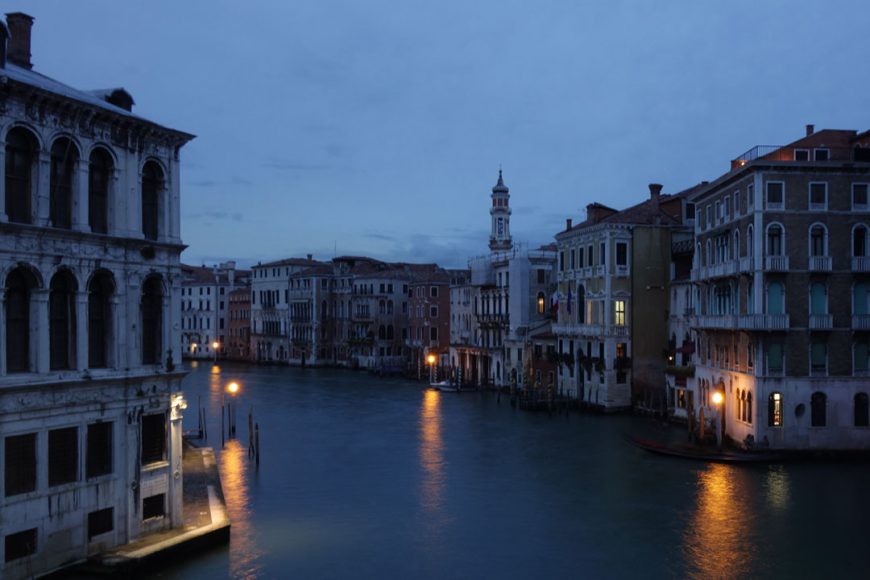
top-left (489, 169), bottom-right (512, 252)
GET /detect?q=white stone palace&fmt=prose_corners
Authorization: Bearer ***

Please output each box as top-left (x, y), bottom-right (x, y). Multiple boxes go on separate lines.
top-left (0, 13), bottom-right (194, 578)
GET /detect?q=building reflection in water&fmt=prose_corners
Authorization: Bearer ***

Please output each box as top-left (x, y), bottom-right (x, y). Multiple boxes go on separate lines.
top-left (419, 389), bottom-right (447, 541)
top-left (764, 466), bottom-right (791, 511)
top-left (683, 463), bottom-right (755, 579)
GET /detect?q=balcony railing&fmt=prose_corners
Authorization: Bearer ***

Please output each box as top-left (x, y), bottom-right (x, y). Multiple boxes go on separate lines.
top-left (610, 325), bottom-right (630, 337)
top-left (809, 314), bottom-right (833, 329)
top-left (808, 256), bottom-right (832, 272)
top-left (765, 256), bottom-right (790, 271)
top-left (853, 315), bottom-right (870, 330)
top-left (737, 314), bottom-right (789, 330)
top-left (853, 256), bottom-right (870, 272)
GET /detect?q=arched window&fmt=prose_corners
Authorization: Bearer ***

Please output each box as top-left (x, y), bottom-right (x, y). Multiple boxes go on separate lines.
top-left (768, 392), bottom-right (783, 427)
top-left (853, 224), bottom-right (869, 258)
top-left (387, 300), bottom-right (394, 314)
top-left (5, 127), bottom-right (37, 224)
top-left (321, 300), bottom-right (328, 321)
top-left (577, 285), bottom-right (586, 323)
top-left (49, 270), bottom-right (77, 370)
top-left (141, 161), bottom-right (163, 241)
top-left (811, 392), bottom-right (827, 427)
top-left (50, 138), bottom-right (78, 229)
top-left (89, 148), bottom-right (112, 234)
top-left (378, 325), bottom-right (386, 340)
top-left (733, 229), bottom-right (740, 259)
top-left (767, 224), bottom-right (784, 256)
top-left (141, 276), bottom-right (163, 365)
top-left (855, 393), bottom-right (869, 427)
top-left (767, 281), bottom-right (785, 315)
top-left (387, 325), bottom-right (394, 340)
top-left (747, 392), bottom-right (753, 424)
top-left (809, 224), bottom-right (827, 257)
top-left (6, 267), bottom-right (38, 372)
top-left (537, 292), bottom-right (545, 315)
top-left (88, 271), bottom-right (114, 368)
top-left (747, 225), bottom-right (754, 257)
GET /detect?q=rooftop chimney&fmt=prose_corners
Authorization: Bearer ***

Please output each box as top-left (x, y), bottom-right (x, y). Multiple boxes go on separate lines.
top-left (566, 218), bottom-right (572, 230)
top-left (649, 183), bottom-right (663, 207)
top-left (307, 254), bottom-right (313, 261)
top-left (806, 124), bottom-right (815, 137)
top-left (6, 12), bottom-right (33, 70)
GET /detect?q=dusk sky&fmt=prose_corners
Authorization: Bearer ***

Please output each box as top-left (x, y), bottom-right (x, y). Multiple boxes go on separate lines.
top-left (25, 0), bottom-right (870, 268)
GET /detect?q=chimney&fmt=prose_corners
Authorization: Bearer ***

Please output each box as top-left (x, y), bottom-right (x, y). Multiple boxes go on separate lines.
top-left (6, 13), bottom-right (33, 70)
top-left (566, 218), bottom-right (572, 231)
top-left (307, 254), bottom-right (313, 261)
top-left (649, 183), bottom-right (663, 208)
top-left (806, 124), bottom-right (815, 137)
top-left (586, 203), bottom-right (616, 224)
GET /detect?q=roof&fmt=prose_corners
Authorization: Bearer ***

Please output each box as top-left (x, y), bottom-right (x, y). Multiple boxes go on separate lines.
top-left (255, 257), bottom-right (324, 269)
top-left (492, 170), bottom-right (509, 194)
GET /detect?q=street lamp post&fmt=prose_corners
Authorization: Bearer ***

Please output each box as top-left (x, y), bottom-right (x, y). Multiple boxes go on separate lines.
top-left (427, 353), bottom-right (436, 385)
top-left (212, 341), bottom-right (220, 364)
top-left (227, 381), bottom-right (240, 438)
top-left (712, 390), bottom-right (724, 451)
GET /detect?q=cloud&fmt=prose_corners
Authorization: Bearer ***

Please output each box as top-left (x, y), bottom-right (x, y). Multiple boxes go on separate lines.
top-left (262, 158), bottom-right (332, 171)
top-left (184, 210), bottom-right (244, 222)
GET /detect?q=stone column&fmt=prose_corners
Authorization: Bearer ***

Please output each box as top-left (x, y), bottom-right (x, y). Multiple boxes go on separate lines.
top-left (0, 288), bottom-right (6, 375)
top-left (162, 293), bottom-right (171, 369)
top-left (168, 388), bottom-right (184, 528)
top-left (35, 151), bottom-right (51, 227)
top-left (0, 147), bottom-right (7, 222)
top-left (110, 296), bottom-right (120, 369)
top-left (76, 291), bottom-right (88, 370)
top-left (32, 289), bottom-right (49, 373)
top-left (73, 162), bottom-right (89, 232)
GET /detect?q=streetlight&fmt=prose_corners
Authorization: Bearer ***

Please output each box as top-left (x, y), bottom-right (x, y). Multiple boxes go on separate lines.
top-left (190, 342), bottom-right (197, 355)
top-left (427, 353), bottom-right (436, 385)
top-left (212, 341), bottom-right (220, 364)
top-left (711, 390), bottom-right (724, 451)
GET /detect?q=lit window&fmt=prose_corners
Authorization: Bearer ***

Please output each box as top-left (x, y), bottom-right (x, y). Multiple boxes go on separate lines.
top-left (614, 300), bottom-right (626, 326)
top-left (769, 392), bottom-right (783, 427)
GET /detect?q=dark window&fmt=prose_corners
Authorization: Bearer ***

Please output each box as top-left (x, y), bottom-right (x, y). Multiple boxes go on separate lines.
top-left (616, 243), bottom-right (628, 266)
top-left (6, 267), bottom-right (35, 373)
top-left (855, 393), bottom-right (869, 427)
top-left (430, 327), bottom-right (438, 341)
top-left (49, 271), bottom-right (77, 370)
top-left (5, 528), bottom-right (37, 562)
top-left (794, 149), bottom-right (809, 161)
top-left (141, 413), bottom-right (166, 464)
top-left (809, 183), bottom-right (827, 208)
top-left (48, 427), bottom-right (78, 487)
top-left (537, 269), bottom-right (545, 284)
top-left (50, 138), bottom-right (77, 229)
top-left (141, 276), bottom-right (163, 365)
top-left (88, 271), bottom-right (114, 368)
top-left (811, 391), bottom-right (827, 427)
top-left (89, 148), bottom-right (112, 234)
top-left (766, 182), bottom-right (784, 208)
top-left (142, 494), bottom-right (165, 520)
top-left (577, 285), bottom-right (586, 323)
top-left (88, 507), bottom-right (114, 539)
top-left (5, 127), bottom-right (36, 224)
top-left (814, 148), bottom-right (830, 161)
top-left (5, 433), bottom-right (36, 496)
top-left (87, 422), bottom-right (113, 478)
top-left (141, 161), bottom-right (163, 241)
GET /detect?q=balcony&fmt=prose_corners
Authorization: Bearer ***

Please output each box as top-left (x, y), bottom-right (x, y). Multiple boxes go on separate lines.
top-left (808, 256), bottom-right (832, 272)
top-left (739, 256), bottom-right (753, 272)
top-left (853, 256), bottom-right (870, 272)
top-left (765, 256), bottom-right (789, 271)
top-left (615, 265), bottom-right (629, 277)
top-left (853, 315), bottom-right (870, 330)
top-left (809, 314), bottom-right (833, 329)
top-left (693, 315), bottom-right (737, 329)
top-left (737, 314), bottom-right (789, 330)
top-left (610, 325), bottom-right (630, 337)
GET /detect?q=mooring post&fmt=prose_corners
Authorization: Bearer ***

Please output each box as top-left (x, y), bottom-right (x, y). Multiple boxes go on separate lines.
top-left (221, 400), bottom-right (225, 449)
top-left (255, 422), bottom-right (261, 466)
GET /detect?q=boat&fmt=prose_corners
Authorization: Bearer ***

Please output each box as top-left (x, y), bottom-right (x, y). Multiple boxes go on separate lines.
top-left (430, 380), bottom-right (475, 393)
top-left (624, 435), bottom-right (785, 464)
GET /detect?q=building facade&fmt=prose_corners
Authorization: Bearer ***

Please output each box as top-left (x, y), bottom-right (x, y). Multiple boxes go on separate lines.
top-left (181, 261), bottom-right (249, 360)
top-left (227, 286), bottom-right (251, 361)
top-left (690, 126), bottom-right (870, 449)
top-left (0, 14), bottom-right (193, 578)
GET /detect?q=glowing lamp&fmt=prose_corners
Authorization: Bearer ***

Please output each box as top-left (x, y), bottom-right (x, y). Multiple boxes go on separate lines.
top-left (227, 381), bottom-right (240, 395)
top-left (427, 354), bottom-right (436, 365)
top-left (712, 391), bottom-right (724, 406)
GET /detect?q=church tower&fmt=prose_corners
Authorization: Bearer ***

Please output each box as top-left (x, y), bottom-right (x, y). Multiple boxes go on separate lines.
top-left (489, 169), bottom-right (513, 252)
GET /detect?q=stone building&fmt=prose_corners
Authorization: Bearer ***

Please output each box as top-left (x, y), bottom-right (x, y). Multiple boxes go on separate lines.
top-left (407, 267), bottom-right (452, 378)
top-left (450, 171), bottom-right (557, 388)
top-left (552, 184), bottom-right (698, 410)
top-left (227, 286), bottom-right (251, 361)
top-left (690, 125), bottom-right (870, 449)
top-left (180, 261), bottom-right (249, 360)
top-left (0, 14), bottom-right (193, 578)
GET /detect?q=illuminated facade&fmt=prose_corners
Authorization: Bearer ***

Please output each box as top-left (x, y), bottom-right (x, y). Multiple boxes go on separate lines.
top-left (0, 14), bottom-right (193, 578)
top-left (181, 262), bottom-right (249, 360)
top-left (690, 126), bottom-right (870, 449)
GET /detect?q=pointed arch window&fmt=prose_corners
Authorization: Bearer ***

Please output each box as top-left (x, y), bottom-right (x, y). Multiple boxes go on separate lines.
top-left (853, 225), bottom-right (869, 258)
top-left (5, 127), bottom-right (37, 224)
top-left (768, 392), bottom-right (783, 427)
top-left (767, 224), bottom-right (784, 256)
top-left (89, 148), bottom-right (112, 234)
top-left (88, 271), bottom-right (114, 368)
top-left (141, 161), bottom-right (163, 241)
top-left (810, 224), bottom-right (827, 257)
top-left (50, 138), bottom-right (77, 229)
top-left (6, 267), bottom-right (37, 372)
top-left (141, 276), bottom-right (163, 365)
top-left (49, 271), bottom-right (77, 370)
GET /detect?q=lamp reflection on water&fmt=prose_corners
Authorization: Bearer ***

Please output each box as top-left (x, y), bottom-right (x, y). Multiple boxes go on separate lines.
top-left (220, 438), bottom-right (263, 579)
top-left (684, 463), bottom-right (754, 579)
top-left (419, 389), bottom-right (447, 542)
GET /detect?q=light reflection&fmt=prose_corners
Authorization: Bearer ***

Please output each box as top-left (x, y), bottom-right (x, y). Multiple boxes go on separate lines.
top-left (764, 466), bottom-right (790, 510)
top-left (419, 389), bottom-right (446, 530)
top-left (683, 463), bottom-right (754, 579)
top-left (220, 438), bottom-right (264, 579)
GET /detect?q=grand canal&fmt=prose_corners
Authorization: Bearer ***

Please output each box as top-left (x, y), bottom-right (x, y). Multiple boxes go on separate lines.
top-left (159, 362), bottom-right (870, 579)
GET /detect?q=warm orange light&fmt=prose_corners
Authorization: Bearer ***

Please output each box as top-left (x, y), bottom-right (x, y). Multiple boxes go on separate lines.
top-left (427, 354), bottom-right (436, 365)
top-left (227, 381), bottom-right (240, 395)
top-left (712, 391), bottom-right (724, 406)
top-left (191, 342), bottom-right (198, 351)
top-left (212, 341), bottom-right (220, 350)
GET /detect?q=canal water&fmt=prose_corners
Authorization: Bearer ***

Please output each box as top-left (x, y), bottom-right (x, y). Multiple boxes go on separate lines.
top-left (158, 362), bottom-right (870, 579)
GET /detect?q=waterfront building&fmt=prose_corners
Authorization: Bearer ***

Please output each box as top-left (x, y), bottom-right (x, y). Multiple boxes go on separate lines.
top-left (250, 256), bottom-right (321, 363)
top-left (552, 184), bottom-right (697, 410)
top-left (664, 228), bottom-right (697, 421)
top-left (450, 171), bottom-right (557, 388)
top-left (690, 125), bottom-right (870, 449)
top-left (0, 13), bottom-right (194, 578)
top-left (288, 261), bottom-right (334, 366)
top-left (180, 261), bottom-right (249, 360)
top-left (227, 286), bottom-right (252, 361)
top-left (407, 267), bottom-right (453, 378)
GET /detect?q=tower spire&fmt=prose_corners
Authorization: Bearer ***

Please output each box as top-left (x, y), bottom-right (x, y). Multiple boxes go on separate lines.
top-left (489, 168), bottom-right (512, 252)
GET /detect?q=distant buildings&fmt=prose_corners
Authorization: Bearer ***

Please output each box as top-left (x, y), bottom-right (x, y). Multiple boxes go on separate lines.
top-left (181, 261), bottom-right (249, 360)
top-left (0, 13), bottom-right (193, 578)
